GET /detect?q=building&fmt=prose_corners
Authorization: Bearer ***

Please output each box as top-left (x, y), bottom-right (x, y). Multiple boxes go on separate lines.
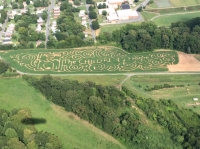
top-left (121, 4), bottom-right (130, 10)
top-left (107, 0), bottom-right (124, 5)
top-left (193, 98), bottom-right (199, 101)
top-left (79, 10), bottom-right (85, 17)
top-left (107, 14), bottom-right (118, 23)
top-left (116, 9), bottom-right (138, 20)
top-left (81, 20), bottom-right (87, 27)
top-left (37, 17), bottom-right (44, 25)
top-left (36, 24), bottom-right (42, 32)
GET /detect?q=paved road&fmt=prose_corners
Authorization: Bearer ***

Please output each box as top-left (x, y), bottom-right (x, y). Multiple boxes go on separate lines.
top-left (45, 0), bottom-right (55, 48)
top-left (86, 4), bottom-right (96, 42)
top-left (0, 10), bottom-right (10, 41)
top-left (134, 0), bottom-right (150, 10)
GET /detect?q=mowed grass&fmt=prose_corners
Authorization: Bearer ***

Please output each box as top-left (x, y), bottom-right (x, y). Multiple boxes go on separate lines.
top-left (152, 11), bottom-right (200, 26)
top-left (123, 74), bottom-right (200, 114)
top-left (1, 47), bottom-right (178, 74)
top-left (0, 78), bottom-right (126, 149)
top-left (194, 54), bottom-right (200, 61)
top-left (141, 11), bottom-right (159, 21)
top-left (170, 0), bottom-right (200, 7)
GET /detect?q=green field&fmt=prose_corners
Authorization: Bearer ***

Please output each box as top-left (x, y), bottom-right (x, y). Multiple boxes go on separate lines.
top-left (154, 0), bottom-right (172, 7)
top-left (152, 11), bottom-right (200, 26)
top-left (0, 78), bottom-right (126, 149)
top-left (0, 47), bottom-right (178, 74)
top-left (123, 74), bottom-right (200, 114)
top-left (194, 54), bottom-right (200, 61)
top-left (170, 0), bottom-right (200, 6)
top-left (141, 12), bottom-right (159, 21)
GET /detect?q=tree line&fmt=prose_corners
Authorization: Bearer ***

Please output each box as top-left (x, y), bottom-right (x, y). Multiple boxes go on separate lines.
top-left (97, 17), bottom-right (200, 53)
top-left (23, 75), bottom-right (193, 148)
top-left (0, 108), bottom-right (62, 148)
top-left (122, 86), bottom-right (200, 148)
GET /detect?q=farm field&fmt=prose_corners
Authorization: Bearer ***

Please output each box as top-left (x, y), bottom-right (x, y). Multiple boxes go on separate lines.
top-left (0, 78), bottom-right (126, 149)
top-left (123, 74), bottom-right (200, 114)
top-left (154, 0), bottom-right (172, 8)
top-left (0, 47), bottom-right (178, 74)
top-left (170, 0), bottom-right (200, 7)
top-left (152, 11), bottom-right (200, 26)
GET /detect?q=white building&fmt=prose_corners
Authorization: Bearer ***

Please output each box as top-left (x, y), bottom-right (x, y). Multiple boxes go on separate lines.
top-left (79, 10), bottom-right (85, 17)
top-left (116, 9), bottom-right (138, 20)
top-left (107, 14), bottom-right (118, 22)
top-left (36, 24), bottom-right (42, 32)
top-left (107, 0), bottom-right (124, 5)
top-left (37, 17), bottom-right (44, 25)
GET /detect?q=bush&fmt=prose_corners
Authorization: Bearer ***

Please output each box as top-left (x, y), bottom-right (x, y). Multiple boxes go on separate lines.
top-left (89, 11), bottom-right (97, 19)
top-left (91, 20), bottom-right (100, 30)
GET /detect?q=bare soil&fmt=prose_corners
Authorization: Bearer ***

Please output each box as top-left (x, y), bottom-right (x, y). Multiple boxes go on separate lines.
top-left (168, 52), bottom-right (200, 72)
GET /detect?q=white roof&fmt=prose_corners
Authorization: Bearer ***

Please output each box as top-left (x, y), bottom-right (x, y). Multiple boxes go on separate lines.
top-left (108, 0), bottom-right (124, 4)
top-left (98, 7), bottom-right (116, 15)
top-left (193, 98), bottom-right (198, 101)
top-left (107, 14), bottom-right (118, 21)
top-left (117, 10), bottom-right (138, 18)
top-left (0, 6), bottom-right (4, 10)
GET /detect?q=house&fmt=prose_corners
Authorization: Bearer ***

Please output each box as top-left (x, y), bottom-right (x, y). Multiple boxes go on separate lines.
top-left (9, 10), bottom-right (17, 19)
top-left (54, 6), bottom-right (60, 11)
top-left (3, 37), bottom-right (12, 45)
top-left (116, 9), bottom-right (138, 20)
top-left (107, 14), bottom-right (118, 23)
top-left (81, 20), bottom-right (87, 27)
top-left (98, 7), bottom-right (115, 15)
top-left (0, 6), bottom-right (4, 10)
top-left (36, 40), bottom-right (42, 47)
top-left (20, 9), bottom-right (27, 14)
top-left (36, 24), bottom-right (42, 32)
top-left (193, 98), bottom-right (198, 101)
top-left (82, 16), bottom-right (87, 21)
top-left (79, 10), bottom-right (85, 17)
top-left (37, 17), bottom-right (44, 25)
top-left (107, 0), bottom-right (124, 5)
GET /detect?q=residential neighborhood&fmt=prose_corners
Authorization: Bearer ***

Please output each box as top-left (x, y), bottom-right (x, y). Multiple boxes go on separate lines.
top-left (0, 0), bottom-right (147, 48)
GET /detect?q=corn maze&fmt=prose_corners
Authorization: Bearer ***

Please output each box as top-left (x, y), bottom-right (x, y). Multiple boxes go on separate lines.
top-left (7, 48), bottom-right (178, 74)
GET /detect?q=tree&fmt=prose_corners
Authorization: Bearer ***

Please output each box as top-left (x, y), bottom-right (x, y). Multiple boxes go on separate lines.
top-left (102, 10), bottom-right (107, 16)
top-left (102, 3), bottom-right (106, 8)
top-left (0, 60), bottom-right (9, 74)
top-left (74, 0), bottom-right (80, 5)
top-left (91, 20), bottom-right (100, 30)
top-left (12, 3), bottom-right (18, 9)
top-left (26, 0), bottom-right (30, 5)
top-left (41, 10), bottom-right (48, 21)
top-left (86, 0), bottom-right (92, 4)
top-left (89, 11), bottom-right (97, 19)
top-left (97, 3), bottom-right (102, 9)
top-left (18, 27), bottom-right (28, 35)
top-left (19, 3), bottom-right (24, 9)
top-left (5, 128), bottom-right (18, 139)
top-left (88, 6), bottom-right (94, 11)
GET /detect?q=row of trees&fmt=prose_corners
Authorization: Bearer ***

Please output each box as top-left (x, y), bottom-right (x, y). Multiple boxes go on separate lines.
top-left (23, 75), bottom-right (185, 148)
top-left (144, 84), bottom-right (184, 91)
top-left (0, 10), bottom-right (7, 24)
top-left (122, 86), bottom-right (200, 148)
top-left (0, 108), bottom-right (62, 148)
top-left (97, 17), bottom-right (200, 53)
top-left (88, 5), bottom-right (100, 30)
top-left (0, 60), bottom-right (9, 74)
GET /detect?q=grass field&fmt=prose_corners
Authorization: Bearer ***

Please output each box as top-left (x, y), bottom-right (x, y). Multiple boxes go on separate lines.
top-left (123, 74), bottom-right (200, 114)
top-left (194, 54), bottom-right (200, 61)
top-left (0, 47), bottom-right (178, 74)
top-left (141, 12), bottom-right (159, 21)
top-left (0, 78), bottom-right (126, 149)
top-left (100, 23), bottom-right (140, 33)
top-left (154, 0), bottom-right (172, 7)
top-left (170, 0), bottom-right (200, 7)
top-left (152, 11), bottom-right (200, 26)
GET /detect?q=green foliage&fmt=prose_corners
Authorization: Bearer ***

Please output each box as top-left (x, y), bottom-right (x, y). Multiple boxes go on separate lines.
top-left (91, 20), bottom-right (100, 30)
top-left (89, 11), bottom-right (97, 19)
top-left (0, 60), bottom-right (9, 74)
top-left (0, 108), bottom-right (62, 148)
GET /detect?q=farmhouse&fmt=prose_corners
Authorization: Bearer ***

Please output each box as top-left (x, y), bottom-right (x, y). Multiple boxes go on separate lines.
top-left (117, 9), bottom-right (138, 20)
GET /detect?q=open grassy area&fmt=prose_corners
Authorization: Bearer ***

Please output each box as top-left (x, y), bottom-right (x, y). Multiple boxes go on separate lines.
top-left (141, 11), bottom-right (159, 21)
top-left (170, 0), bottom-right (200, 7)
top-left (194, 54), bottom-right (200, 61)
top-left (0, 47), bottom-right (178, 74)
top-left (152, 11), bottom-right (200, 26)
top-left (100, 23), bottom-right (140, 33)
top-left (123, 74), bottom-right (200, 114)
top-left (0, 78), bottom-right (126, 149)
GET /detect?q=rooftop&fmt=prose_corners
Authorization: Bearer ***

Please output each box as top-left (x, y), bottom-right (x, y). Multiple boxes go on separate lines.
top-left (121, 4), bottom-right (130, 10)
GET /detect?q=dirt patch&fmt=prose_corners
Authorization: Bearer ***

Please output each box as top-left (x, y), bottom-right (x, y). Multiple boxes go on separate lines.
top-left (187, 102), bottom-right (200, 106)
top-left (154, 49), bottom-right (173, 52)
top-left (168, 52), bottom-right (200, 72)
top-left (95, 29), bottom-right (100, 36)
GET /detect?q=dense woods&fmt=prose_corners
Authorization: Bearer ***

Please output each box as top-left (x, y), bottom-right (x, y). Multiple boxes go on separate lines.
top-left (97, 17), bottom-right (200, 54)
top-left (122, 86), bottom-right (200, 149)
top-left (0, 108), bottom-right (62, 148)
top-left (22, 75), bottom-right (200, 148)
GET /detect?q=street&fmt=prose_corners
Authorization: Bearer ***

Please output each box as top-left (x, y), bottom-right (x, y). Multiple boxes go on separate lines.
top-left (45, 0), bottom-right (55, 48)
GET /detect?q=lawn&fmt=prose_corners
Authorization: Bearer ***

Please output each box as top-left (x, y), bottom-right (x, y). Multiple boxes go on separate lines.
top-left (152, 11), bottom-right (200, 26)
top-left (100, 23), bottom-right (139, 33)
top-left (141, 11), bottom-right (159, 21)
top-left (194, 54), bottom-right (200, 61)
top-left (0, 78), bottom-right (126, 149)
top-left (123, 74), bottom-right (200, 114)
top-left (170, 0), bottom-right (200, 7)
top-left (0, 47), bottom-right (178, 74)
